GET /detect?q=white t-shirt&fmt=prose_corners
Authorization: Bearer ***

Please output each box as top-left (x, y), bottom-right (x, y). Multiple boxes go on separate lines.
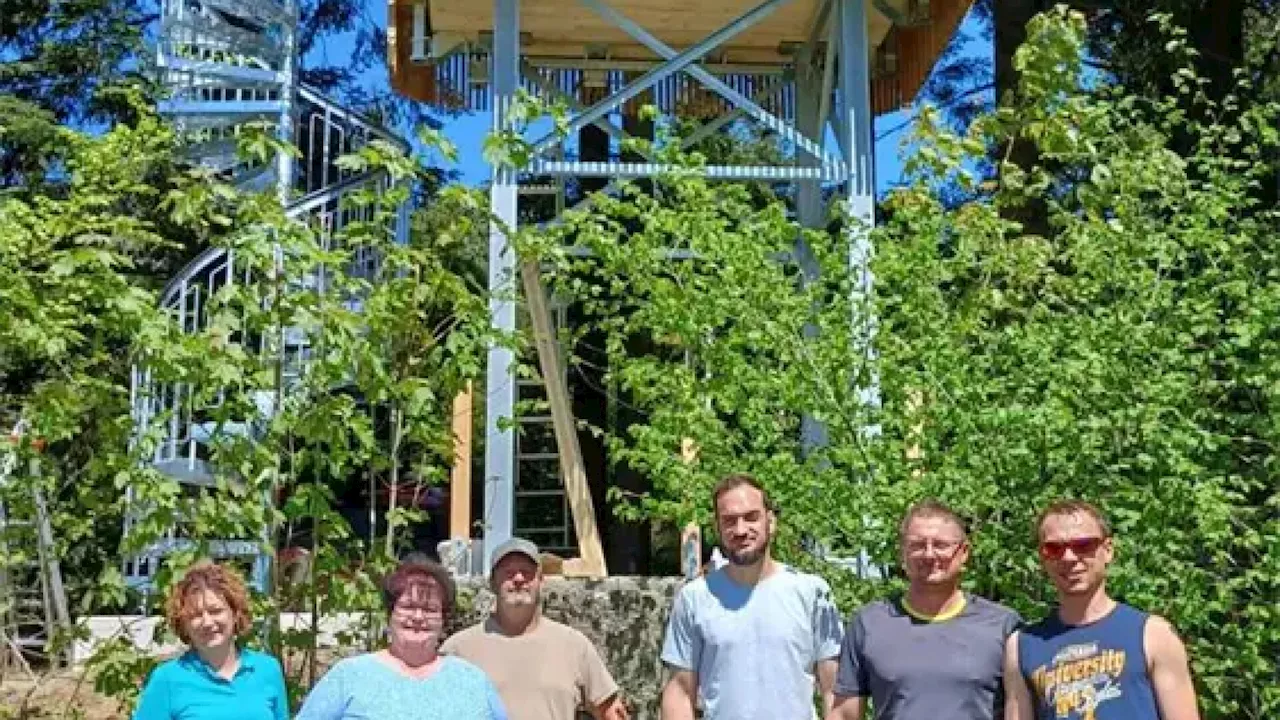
top-left (660, 564), bottom-right (843, 720)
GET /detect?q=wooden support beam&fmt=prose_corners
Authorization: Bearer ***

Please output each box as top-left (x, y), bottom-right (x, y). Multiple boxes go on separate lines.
top-left (680, 522), bottom-right (702, 580)
top-left (678, 437), bottom-right (702, 579)
top-left (905, 387), bottom-right (924, 477)
top-left (519, 261), bottom-right (608, 577)
top-left (449, 382), bottom-right (473, 539)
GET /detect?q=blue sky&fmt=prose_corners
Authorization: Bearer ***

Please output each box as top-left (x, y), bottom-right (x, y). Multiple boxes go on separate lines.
top-left (307, 3), bottom-right (989, 195)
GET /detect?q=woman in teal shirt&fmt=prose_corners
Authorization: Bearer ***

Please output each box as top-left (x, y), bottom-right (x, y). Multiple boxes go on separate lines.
top-left (134, 561), bottom-right (288, 720)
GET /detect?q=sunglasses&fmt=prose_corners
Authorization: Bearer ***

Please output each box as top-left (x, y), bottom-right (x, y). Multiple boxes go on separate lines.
top-left (1039, 536), bottom-right (1105, 561)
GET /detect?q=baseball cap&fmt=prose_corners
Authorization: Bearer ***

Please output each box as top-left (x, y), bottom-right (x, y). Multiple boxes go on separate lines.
top-left (489, 537), bottom-right (540, 574)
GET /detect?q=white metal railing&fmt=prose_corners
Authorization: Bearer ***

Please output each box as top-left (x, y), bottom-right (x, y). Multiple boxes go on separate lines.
top-left (124, 171), bottom-right (406, 590)
top-left (125, 0), bottom-right (409, 592)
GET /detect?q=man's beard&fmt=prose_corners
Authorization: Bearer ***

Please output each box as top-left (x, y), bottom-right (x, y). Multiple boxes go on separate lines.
top-left (719, 532), bottom-right (771, 567)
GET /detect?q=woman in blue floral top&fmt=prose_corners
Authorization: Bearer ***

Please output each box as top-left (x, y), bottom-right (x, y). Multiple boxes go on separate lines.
top-left (296, 558), bottom-right (507, 720)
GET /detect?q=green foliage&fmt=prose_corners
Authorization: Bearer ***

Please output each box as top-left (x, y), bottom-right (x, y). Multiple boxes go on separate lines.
top-left (0, 0), bottom-right (152, 122)
top-left (0, 98), bottom-right (492, 710)
top-left (879, 12), bottom-right (1280, 717)
top-left (520, 8), bottom-right (1279, 718)
top-left (0, 108), bottom-right (214, 613)
top-left (115, 126), bottom-right (495, 696)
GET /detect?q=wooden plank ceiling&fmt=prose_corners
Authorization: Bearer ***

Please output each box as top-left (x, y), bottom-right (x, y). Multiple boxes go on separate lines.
top-left (389, 0), bottom-right (973, 116)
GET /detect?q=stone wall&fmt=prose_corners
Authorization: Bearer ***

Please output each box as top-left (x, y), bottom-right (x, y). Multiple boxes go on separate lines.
top-left (450, 576), bottom-right (682, 719)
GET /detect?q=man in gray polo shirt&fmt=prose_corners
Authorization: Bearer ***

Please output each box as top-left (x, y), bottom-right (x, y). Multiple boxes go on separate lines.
top-left (827, 500), bottom-right (1020, 720)
top-left (660, 473), bottom-right (843, 720)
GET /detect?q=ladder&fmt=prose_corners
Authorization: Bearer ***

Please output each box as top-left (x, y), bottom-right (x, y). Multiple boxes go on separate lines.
top-left (514, 298), bottom-right (574, 555)
top-left (0, 423), bottom-right (70, 672)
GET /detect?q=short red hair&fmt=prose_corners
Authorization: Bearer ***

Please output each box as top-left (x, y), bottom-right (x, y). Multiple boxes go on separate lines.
top-left (164, 561), bottom-right (253, 644)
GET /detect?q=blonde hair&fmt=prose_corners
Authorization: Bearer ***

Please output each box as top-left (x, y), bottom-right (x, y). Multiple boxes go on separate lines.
top-left (899, 499), bottom-right (968, 541)
top-left (1036, 499), bottom-right (1112, 540)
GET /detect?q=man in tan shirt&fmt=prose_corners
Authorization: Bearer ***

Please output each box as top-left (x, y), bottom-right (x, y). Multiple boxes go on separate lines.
top-left (442, 537), bottom-right (629, 720)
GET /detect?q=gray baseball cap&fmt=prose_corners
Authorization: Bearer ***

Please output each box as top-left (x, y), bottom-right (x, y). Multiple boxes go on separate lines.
top-left (489, 537), bottom-right (540, 573)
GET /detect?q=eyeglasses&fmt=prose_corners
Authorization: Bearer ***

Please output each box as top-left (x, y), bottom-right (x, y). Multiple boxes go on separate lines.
top-left (393, 605), bottom-right (443, 618)
top-left (1039, 537), bottom-right (1105, 561)
top-left (903, 539), bottom-right (965, 559)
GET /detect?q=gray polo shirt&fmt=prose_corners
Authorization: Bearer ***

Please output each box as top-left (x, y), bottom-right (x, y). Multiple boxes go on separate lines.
top-left (661, 564), bottom-right (844, 720)
top-left (834, 594), bottom-right (1021, 720)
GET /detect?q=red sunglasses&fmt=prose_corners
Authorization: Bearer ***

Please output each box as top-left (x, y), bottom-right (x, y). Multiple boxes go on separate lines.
top-left (1039, 536), bottom-right (1105, 560)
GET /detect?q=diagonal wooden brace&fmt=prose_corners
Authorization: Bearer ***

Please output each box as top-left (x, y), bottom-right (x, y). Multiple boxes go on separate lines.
top-left (519, 261), bottom-right (607, 577)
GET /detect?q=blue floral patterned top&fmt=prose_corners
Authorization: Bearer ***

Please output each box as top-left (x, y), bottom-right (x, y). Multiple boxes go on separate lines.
top-left (295, 653), bottom-right (507, 720)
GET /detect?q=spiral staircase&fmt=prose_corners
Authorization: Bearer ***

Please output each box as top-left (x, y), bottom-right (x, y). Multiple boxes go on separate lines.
top-left (122, 0), bottom-right (409, 594)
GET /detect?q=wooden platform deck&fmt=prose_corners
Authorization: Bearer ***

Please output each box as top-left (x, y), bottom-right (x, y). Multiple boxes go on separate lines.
top-left (427, 0), bottom-right (895, 64)
top-left (389, 0), bottom-right (972, 118)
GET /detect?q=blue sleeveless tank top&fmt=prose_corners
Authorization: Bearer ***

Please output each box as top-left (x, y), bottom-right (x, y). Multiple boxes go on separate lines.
top-left (1017, 603), bottom-right (1160, 720)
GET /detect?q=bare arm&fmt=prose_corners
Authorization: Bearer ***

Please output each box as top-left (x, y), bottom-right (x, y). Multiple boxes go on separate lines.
top-left (1002, 631), bottom-right (1034, 720)
top-left (591, 693), bottom-right (630, 720)
top-left (815, 658), bottom-right (838, 717)
top-left (825, 695), bottom-right (867, 720)
top-left (1145, 616), bottom-right (1200, 720)
top-left (660, 668), bottom-right (698, 720)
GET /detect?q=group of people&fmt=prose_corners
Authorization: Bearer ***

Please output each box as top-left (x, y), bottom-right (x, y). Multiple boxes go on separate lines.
top-left (133, 472), bottom-right (1201, 720)
top-left (133, 535), bottom-right (623, 720)
top-left (661, 474), bottom-right (1200, 720)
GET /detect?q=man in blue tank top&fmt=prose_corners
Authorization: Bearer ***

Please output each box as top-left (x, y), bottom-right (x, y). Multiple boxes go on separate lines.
top-left (1003, 500), bottom-right (1200, 720)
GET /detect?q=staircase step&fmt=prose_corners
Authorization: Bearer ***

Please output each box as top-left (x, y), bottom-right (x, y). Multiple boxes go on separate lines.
top-left (161, 56), bottom-right (284, 85)
top-left (163, 16), bottom-right (278, 58)
top-left (158, 99), bottom-right (287, 117)
top-left (12, 635), bottom-right (49, 649)
top-left (184, 141), bottom-right (247, 175)
top-left (199, 0), bottom-right (292, 27)
top-left (189, 420), bottom-right (254, 443)
top-left (151, 458), bottom-right (218, 487)
top-left (231, 164), bottom-right (278, 193)
top-left (135, 537), bottom-right (260, 559)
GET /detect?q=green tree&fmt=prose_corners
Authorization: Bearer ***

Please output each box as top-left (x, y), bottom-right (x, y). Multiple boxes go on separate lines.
top-left (0, 104), bottom-right (230, 635)
top-left (108, 128), bottom-right (493, 703)
top-left (0, 95), bottom-right (492, 711)
top-left (521, 8), bottom-right (1279, 718)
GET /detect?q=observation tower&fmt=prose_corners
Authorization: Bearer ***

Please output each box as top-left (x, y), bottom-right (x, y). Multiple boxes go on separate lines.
top-left (386, 0), bottom-right (970, 574)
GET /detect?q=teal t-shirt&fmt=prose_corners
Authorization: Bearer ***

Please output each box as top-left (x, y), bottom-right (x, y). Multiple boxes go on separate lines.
top-left (133, 647), bottom-right (288, 720)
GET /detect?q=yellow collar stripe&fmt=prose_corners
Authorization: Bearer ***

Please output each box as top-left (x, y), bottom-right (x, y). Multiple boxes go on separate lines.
top-left (902, 595), bottom-right (967, 623)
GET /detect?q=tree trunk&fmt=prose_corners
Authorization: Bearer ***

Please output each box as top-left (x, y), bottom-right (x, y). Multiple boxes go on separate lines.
top-left (992, 0), bottom-right (1044, 102)
top-left (384, 406), bottom-right (402, 558)
top-left (993, 0), bottom-right (1050, 237)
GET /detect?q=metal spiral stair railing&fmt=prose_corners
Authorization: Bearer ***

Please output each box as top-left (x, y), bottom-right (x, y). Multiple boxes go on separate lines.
top-left (158, 0), bottom-right (297, 194)
top-left (123, 0), bottom-right (409, 593)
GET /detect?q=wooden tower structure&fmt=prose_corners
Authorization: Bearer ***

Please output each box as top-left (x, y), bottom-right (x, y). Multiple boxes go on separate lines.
top-left (386, 0), bottom-right (972, 575)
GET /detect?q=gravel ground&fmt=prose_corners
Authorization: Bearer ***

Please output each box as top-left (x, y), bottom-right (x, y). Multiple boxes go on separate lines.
top-left (1, 672), bottom-right (128, 719)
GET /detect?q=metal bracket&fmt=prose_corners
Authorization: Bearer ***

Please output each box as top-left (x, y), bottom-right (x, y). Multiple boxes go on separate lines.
top-left (571, 0), bottom-right (846, 175)
top-left (872, 0), bottom-right (931, 27)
